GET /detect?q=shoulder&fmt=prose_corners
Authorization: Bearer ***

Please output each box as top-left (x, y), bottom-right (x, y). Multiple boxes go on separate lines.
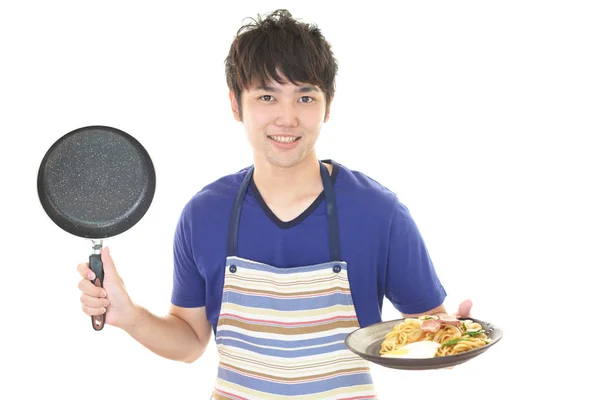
top-left (332, 160), bottom-right (407, 217)
top-left (180, 166), bottom-right (251, 223)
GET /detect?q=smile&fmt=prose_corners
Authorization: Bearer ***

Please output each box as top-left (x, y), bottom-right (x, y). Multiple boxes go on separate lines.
top-left (268, 136), bottom-right (300, 143)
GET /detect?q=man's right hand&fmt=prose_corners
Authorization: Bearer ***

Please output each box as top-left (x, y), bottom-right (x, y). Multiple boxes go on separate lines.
top-left (77, 247), bottom-right (137, 331)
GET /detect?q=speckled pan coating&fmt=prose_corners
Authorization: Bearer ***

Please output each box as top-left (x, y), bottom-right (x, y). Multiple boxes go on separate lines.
top-left (37, 125), bottom-right (156, 239)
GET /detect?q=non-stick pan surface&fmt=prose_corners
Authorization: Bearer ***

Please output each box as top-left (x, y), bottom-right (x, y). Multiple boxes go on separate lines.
top-left (38, 125), bottom-right (155, 239)
top-left (38, 125), bottom-right (155, 330)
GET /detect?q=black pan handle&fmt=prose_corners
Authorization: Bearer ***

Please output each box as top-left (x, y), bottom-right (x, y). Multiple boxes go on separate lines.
top-left (89, 253), bottom-right (105, 331)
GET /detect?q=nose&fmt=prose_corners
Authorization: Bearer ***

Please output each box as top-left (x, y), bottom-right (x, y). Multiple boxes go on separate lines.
top-left (274, 101), bottom-right (299, 128)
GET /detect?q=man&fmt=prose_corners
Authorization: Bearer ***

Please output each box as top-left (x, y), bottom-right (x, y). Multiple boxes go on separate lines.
top-left (77, 9), bottom-right (472, 399)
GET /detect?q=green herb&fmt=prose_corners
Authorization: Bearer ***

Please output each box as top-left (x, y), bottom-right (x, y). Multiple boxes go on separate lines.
top-left (441, 338), bottom-right (471, 347)
top-left (464, 329), bottom-right (485, 337)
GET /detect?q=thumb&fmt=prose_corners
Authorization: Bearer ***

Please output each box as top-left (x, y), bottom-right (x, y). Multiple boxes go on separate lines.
top-left (100, 247), bottom-right (119, 281)
top-left (456, 299), bottom-right (473, 318)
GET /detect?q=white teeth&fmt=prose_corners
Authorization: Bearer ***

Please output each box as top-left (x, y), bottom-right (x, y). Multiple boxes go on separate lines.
top-left (270, 136), bottom-right (298, 143)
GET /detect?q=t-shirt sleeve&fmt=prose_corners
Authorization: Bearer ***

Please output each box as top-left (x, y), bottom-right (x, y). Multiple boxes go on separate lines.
top-left (170, 202), bottom-right (206, 308)
top-left (385, 201), bottom-right (447, 314)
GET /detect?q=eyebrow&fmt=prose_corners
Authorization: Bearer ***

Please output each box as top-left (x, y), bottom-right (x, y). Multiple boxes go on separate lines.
top-left (253, 85), bottom-right (320, 93)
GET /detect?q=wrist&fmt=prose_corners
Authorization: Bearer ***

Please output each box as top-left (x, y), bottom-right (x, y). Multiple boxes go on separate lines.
top-left (121, 302), bottom-right (143, 334)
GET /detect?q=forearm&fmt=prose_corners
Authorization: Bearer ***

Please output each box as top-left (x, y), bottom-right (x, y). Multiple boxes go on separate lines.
top-left (124, 305), bottom-right (209, 363)
top-left (402, 304), bottom-right (448, 319)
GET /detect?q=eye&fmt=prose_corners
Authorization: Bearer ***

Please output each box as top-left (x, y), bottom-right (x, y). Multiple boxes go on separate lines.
top-left (259, 95), bottom-right (274, 102)
top-left (299, 96), bottom-right (314, 103)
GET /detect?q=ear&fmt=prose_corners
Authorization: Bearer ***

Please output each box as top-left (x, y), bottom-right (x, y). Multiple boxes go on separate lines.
top-left (229, 91), bottom-right (241, 122)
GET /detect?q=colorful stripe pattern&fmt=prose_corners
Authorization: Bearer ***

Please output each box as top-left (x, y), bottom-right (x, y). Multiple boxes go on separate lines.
top-left (212, 256), bottom-right (378, 399)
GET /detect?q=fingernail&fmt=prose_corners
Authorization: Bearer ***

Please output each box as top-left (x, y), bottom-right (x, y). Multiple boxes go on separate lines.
top-left (101, 290), bottom-right (107, 297)
top-left (88, 272), bottom-right (95, 280)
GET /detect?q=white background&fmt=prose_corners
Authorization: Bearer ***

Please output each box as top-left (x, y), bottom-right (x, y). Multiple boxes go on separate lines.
top-left (1, 0), bottom-right (598, 399)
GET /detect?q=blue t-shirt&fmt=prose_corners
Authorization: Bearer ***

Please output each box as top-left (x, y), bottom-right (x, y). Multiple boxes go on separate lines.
top-left (171, 160), bottom-right (447, 334)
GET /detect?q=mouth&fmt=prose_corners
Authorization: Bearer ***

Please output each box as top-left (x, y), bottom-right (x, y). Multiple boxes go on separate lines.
top-left (268, 135), bottom-right (301, 143)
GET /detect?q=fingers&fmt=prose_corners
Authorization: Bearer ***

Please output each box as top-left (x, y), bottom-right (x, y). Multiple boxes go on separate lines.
top-left (77, 262), bottom-right (96, 280)
top-left (79, 280), bottom-right (110, 317)
top-left (80, 293), bottom-right (110, 309)
top-left (77, 277), bottom-right (107, 298)
top-left (82, 304), bottom-right (107, 316)
top-left (457, 299), bottom-right (473, 318)
top-left (101, 247), bottom-right (118, 278)
top-left (99, 247), bottom-right (126, 286)
top-left (77, 256), bottom-right (111, 318)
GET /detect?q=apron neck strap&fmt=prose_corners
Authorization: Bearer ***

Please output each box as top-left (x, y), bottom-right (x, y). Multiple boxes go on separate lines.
top-left (227, 161), bottom-right (341, 261)
top-left (320, 161), bottom-right (341, 262)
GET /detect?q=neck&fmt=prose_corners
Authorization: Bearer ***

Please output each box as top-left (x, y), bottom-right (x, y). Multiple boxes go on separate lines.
top-left (252, 153), bottom-right (326, 204)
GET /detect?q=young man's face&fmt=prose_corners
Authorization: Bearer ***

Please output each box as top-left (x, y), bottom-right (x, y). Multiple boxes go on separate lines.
top-left (230, 78), bottom-right (330, 169)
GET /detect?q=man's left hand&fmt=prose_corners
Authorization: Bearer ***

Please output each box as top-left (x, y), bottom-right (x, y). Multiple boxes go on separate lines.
top-left (455, 299), bottom-right (473, 318)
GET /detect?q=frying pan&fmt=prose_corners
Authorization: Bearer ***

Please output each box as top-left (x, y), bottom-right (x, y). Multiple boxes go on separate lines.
top-left (37, 125), bottom-right (155, 331)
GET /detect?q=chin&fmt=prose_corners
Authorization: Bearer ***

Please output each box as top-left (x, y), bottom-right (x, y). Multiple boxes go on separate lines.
top-left (263, 154), bottom-right (305, 169)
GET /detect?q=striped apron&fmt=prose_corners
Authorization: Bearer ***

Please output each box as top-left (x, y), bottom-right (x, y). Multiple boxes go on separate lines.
top-left (212, 162), bottom-right (378, 399)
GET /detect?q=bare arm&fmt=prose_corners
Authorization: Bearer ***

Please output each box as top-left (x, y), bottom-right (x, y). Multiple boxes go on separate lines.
top-left (125, 304), bottom-right (213, 363)
top-left (401, 299), bottom-right (472, 319)
top-left (401, 303), bottom-right (447, 319)
top-left (77, 248), bottom-right (212, 364)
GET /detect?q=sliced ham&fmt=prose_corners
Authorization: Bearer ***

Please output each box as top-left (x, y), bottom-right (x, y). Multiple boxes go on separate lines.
top-left (439, 315), bottom-right (461, 327)
top-left (421, 319), bottom-right (441, 332)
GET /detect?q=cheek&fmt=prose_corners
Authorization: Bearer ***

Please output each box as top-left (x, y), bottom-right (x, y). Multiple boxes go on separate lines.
top-left (243, 103), bottom-right (272, 129)
top-left (303, 111), bottom-right (325, 132)
top-left (302, 104), bottom-right (327, 125)
top-left (243, 113), bottom-right (271, 143)
top-left (245, 114), bottom-right (269, 135)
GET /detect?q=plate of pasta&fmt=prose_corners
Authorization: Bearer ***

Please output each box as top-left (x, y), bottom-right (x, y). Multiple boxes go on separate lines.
top-left (344, 315), bottom-right (502, 370)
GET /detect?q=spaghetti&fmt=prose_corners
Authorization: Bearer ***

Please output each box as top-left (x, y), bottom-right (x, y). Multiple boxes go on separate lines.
top-left (380, 315), bottom-right (491, 357)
